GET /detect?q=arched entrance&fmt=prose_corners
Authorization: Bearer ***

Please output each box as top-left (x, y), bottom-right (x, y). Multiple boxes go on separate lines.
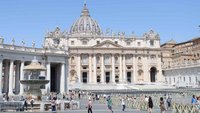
top-left (150, 67), bottom-right (157, 82)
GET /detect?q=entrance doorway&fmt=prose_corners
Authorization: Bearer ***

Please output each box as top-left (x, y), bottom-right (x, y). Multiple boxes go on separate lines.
top-left (150, 67), bottom-right (156, 82)
top-left (127, 72), bottom-right (132, 83)
top-left (50, 64), bottom-right (61, 93)
top-left (82, 72), bottom-right (88, 83)
top-left (105, 72), bottom-right (110, 83)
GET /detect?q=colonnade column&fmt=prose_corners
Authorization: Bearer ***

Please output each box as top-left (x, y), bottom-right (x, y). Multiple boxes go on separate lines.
top-left (77, 54), bottom-right (81, 83)
top-left (4, 60), bottom-right (9, 93)
top-left (0, 59), bottom-right (2, 95)
top-left (8, 60), bottom-right (14, 95)
top-left (133, 55), bottom-right (136, 83)
top-left (119, 55), bottom-right (122, 83)
top-left (15, 61), bottom-right (20, 94)
top-left (89, 54), bottom-right (92, 83)
top-left (93, 54), bottom-right (97, 84)
top-left (46, 62), bottom-right (51, 92)
top-left (101, 54), bottom-right (104, 83)
top-left (19, 61), bottom-right (24, 95)
top-left (123, 54), bottom-right (126, 83)
top-left (60, 63), bottom-right (65, 93)
top-left (112, 54), bottom-right (115, 83)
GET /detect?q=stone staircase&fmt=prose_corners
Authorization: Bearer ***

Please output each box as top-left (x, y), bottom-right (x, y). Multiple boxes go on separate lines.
top-left (71, 83), bottom-right (175, 91)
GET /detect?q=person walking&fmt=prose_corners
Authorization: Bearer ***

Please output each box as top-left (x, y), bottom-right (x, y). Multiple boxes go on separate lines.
top-left (121, 98), bottom-right (126, 111)
top-left (30, 98), bottom-right (34, 111)
top-left (166, 96), bottom-right (172, 110)
top-left (159, 97), bottom-right (166, 113)
top-left (148, 96), bottom-right (153, 113)
top-left (87, 99), bottom-right (93, 113)
top-left (51, 97), bottom-right (57, 112)
top-left (191, 95), bottom-right (197, 105)
top-left (107, 96), bottom-right (113, 113)
top-left (24, 98), bottom-right (28, 111)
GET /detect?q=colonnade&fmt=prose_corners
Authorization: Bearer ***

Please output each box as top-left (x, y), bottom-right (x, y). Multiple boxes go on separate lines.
top-left (0, 59), bottom-right (66, 95)
top-left (75, 54), bottom-right (137, 84)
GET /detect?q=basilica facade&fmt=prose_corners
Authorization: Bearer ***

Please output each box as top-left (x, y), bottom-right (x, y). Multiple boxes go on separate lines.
top-left (0, 3), bottom-right (163, 95)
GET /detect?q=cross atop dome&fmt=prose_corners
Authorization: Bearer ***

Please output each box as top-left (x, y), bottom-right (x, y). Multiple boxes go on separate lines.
top-left (81, 0), bottom-right (90, 17)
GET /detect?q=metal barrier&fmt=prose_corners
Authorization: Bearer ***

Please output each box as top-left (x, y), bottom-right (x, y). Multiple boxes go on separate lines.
top-left (0, 101), bottom-right (24, 111)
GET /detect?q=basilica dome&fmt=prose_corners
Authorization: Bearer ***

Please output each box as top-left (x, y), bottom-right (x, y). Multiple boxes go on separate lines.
top-left (69, 3), bottom-right (101, 36)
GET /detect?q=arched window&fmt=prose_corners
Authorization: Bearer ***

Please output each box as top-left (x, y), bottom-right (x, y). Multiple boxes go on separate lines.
top-left (104, 54), bottom-right (110, 64)
top-left (96, 56), bottom-right (100, 64)
top-left (71, 56), bottom-right (75, 64)
top-left (81, 54), bottom-right (89, 64)
top-left (150, 67), bottom-right (156, 82)
top-left (115, 56), bottom-right (119, 64)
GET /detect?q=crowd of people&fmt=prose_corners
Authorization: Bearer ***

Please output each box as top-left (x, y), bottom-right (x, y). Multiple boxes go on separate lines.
top-left (1, 91), bottom-right (200, 112)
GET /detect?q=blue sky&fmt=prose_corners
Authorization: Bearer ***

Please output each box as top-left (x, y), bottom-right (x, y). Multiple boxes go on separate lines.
top-left (0, 0), bottom-right (199, 47)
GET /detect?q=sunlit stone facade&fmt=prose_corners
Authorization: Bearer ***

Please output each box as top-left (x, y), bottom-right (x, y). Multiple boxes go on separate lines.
top-left (0, 3), bottom-right (163, 95)
top-left (43, 3), bottom-right (163, 90)
top-left (161, 38), bottom-right (200, 88)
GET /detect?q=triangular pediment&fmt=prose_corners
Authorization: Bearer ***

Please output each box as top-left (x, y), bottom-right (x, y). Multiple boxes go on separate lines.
top-left (93, 40), bottom-right (123, 48)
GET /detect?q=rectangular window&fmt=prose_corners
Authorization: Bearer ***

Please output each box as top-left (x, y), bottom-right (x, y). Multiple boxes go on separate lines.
top-left (71, 41), bottom-right (74, 45)
top-left (82, 41), bottom-right (87, 45)
top-left (97, 41), bottom-right (100, 44)
top-left (106, 72), bottom-right (110, 83)
top-left (189, 77), bottom-right (191, 83)
top-left (137, 42), bottom-right (141, 46)
top-left (115, 41), bottom-right (118, 44)
top-left (126, 42), bottom-right (130, 46)
top-left (82, 72), bottom-right (88, 83)
top-left (150, 40), bottom-right (154, 46)
top-left (127, 72), bottom-right (131, 83)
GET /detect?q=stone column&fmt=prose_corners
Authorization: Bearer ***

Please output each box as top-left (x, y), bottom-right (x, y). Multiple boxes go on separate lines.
top-left (89, 54), bottom-right (92, 83)
top-left (123, 54), bottom-right (126, 83)
top-left (60, 63), bottom-right (65, 93)
top-left (0, 59), bottom-right (3, 95)
top-left (112, 54), bottom-right (115, 83)
top-left (4, 60), bottom-right (9, 93)
top-left (119, 55), bottom-right (122, 83)
top-left (19, 61), bottom-right (24, 95)
top-left (77, 54), bottom-right (81, 83)
top-left (133, 55), bottom-right (136, 83)
top-left (15, 61), bottom-right (20, 94)
top-left (8, 60), bottom-right (14, 95)
top-left (101, 54), bottom-right (104, 83)
top-left (93, 54), bottom-right (97, 84)
top-left (46, 62), bottom-right (51, 92)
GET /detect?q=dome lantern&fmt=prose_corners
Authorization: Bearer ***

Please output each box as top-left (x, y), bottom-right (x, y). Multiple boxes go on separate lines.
top-left (69, 3), bottom-right (101, 36)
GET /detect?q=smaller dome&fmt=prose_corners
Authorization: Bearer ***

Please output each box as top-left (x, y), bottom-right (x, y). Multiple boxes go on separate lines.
top-left (69, 3), bottom-right (101, 36)
top-left (166, 39), bottom-right (177, 44)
